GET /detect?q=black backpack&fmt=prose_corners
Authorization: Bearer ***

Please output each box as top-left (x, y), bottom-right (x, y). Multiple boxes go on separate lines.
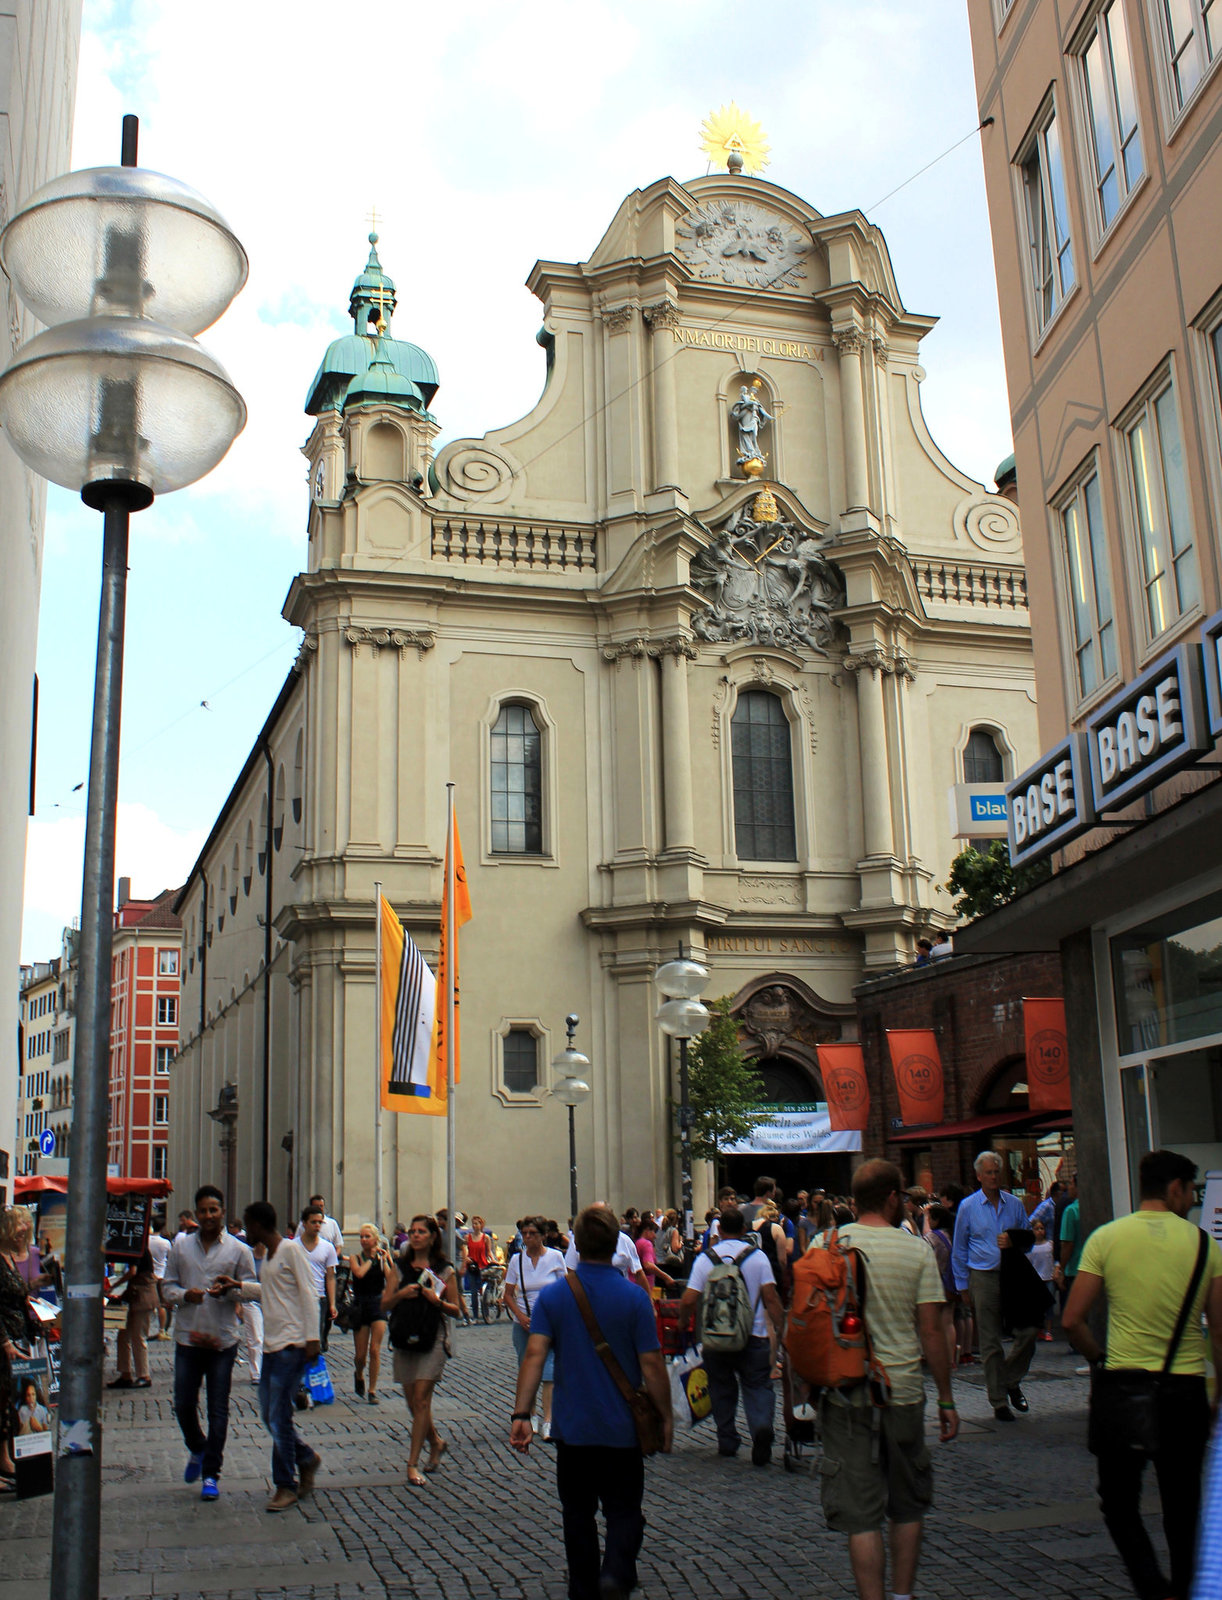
top-left (388, 1261), bottom-right (442, 1352)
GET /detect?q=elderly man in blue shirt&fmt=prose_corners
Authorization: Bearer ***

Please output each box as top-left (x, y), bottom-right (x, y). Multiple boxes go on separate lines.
top-left (951, 1151), bottom-right (1038, 1422)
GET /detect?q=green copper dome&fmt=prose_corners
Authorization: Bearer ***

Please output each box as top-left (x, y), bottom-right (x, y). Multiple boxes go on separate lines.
top-left (305, 233), bottom-right (439, 415)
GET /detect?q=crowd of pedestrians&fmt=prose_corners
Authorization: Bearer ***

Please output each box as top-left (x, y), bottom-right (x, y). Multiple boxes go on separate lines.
top-left (5, 1140), bottom-right (1220, 1600)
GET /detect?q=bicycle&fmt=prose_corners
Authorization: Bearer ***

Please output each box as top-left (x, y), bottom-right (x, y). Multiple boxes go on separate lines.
top-left (479, 1263), bottom-right (507, 1323)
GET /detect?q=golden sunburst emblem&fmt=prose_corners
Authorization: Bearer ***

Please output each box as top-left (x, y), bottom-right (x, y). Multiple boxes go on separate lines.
top-left (700, 103), bottom-right (771, 176)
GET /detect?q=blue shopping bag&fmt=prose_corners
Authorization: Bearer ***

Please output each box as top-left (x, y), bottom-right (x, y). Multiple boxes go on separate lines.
top-left (305, 1354), bottom-right (334, 1404)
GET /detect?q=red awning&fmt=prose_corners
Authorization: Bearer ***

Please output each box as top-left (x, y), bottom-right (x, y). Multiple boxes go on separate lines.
top-left (14, 1176), bottom-right (173, 1198)
top-left (888, 1110), bottom-right (1072, 1145)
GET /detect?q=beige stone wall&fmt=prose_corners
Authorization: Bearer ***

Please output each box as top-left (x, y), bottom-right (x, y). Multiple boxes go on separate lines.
top-left (173, 172), bottom-right (1038, 1240)
top-left (0, 0), bottom-right (81, 1193)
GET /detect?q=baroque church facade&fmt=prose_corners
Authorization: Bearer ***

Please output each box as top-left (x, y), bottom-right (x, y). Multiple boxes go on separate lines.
top-left (170, 171), bottom-right (1037, 1234)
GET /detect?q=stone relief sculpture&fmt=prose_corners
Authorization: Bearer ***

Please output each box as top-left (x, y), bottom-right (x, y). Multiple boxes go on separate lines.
top-left (690, 504), bottom-right (845, 654)
top-left (676, 200), bottom-right (810, 290)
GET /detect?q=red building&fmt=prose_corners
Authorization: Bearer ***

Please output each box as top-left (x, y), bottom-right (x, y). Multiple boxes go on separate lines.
top-left (108, 882), bottom-right (182, 1180)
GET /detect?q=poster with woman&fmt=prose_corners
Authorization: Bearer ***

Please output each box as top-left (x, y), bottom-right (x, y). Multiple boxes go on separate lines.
top-left (11, 1346), bottom-right (53, 1497)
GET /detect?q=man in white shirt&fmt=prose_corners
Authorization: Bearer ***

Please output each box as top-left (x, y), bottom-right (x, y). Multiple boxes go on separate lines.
top-left (563, 1205), bottom-right (649, 1290)
top-left (148, 1222), bottom-right (172, 1340)
top-left (161, 1186), bottom-right (257, 1501)
top-left (294, 1194), bottom-right (343, 1254)
top-left (217, 1201), bottom-right (320, 1513)
top-left (297, 1206), bottom-right (338, 1352)
top-left (679, 1206), bottom-right (784, 1464)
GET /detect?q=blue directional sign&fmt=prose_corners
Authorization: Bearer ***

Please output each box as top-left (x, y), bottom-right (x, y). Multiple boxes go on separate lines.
top-left (39, 1128), bottom-right (55, 1158)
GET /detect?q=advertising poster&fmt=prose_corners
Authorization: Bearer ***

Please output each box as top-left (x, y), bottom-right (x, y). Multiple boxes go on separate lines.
top-left (11, 1345), bottom-right (54, 1497)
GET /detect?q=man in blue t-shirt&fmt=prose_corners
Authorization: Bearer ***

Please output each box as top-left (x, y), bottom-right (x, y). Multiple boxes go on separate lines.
top-left (510, 1204), bottom-right (672, 1600)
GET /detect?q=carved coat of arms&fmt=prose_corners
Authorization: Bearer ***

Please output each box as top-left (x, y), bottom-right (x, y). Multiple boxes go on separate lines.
top-left (676, 201), bottom-right (810, 290)
top-left (690, 506), bottom-right (845, 655)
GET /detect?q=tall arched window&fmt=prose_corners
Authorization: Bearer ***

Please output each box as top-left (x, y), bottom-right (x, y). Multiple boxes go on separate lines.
top-left (490, 703), bottom-right (543, 854)
top-left (731, 691), bottom-right (796, 860)
top-left (962, 727), bottom-right (1005, 784)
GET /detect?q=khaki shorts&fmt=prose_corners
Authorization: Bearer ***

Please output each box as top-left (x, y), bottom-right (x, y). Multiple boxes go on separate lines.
top-left (818, 1396), bottom-right (932, 1534)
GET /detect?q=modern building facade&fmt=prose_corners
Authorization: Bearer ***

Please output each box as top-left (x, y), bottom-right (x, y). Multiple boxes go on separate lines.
top-left (964, 0), bottom-right (1222, 1224)
top-left (107, 884), bottom-right (181, 1181)
top-left (171, 170), bottom-right (1038, 1236)
top-left (0, 0), bottom-right (83, 1205)
top-left (16, 928), bottom-right (76, 1180)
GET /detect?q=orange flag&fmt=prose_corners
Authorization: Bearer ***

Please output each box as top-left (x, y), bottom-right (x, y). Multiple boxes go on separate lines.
top-left (816, 1043), bottom-right (871, 1132)
top-left (885, 1029), bottom-right (945, 1127)
top-left (431, 814), bottom-right (472, 1096)
top-left (1023, 998), bottom-right (1071, 1113)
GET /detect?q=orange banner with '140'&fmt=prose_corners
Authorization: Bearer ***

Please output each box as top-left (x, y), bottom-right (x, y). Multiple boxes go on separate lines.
top-left (885, 1030), bottom-right (945, 1127)
top-left (1023, 998), bottom-right (1071, 1112)
top-left (815, 1044), bottom-right (871, 1132)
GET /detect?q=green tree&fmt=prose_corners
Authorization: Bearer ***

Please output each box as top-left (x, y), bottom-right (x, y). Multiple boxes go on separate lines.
top-left (681, 997), bottom-right (774, 1176)
top-left (944, 840), bottom-right (1051, 920)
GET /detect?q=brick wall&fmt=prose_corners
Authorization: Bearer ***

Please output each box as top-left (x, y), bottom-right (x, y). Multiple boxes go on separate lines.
top-left (854, 951), bottom-right (1063, 1193)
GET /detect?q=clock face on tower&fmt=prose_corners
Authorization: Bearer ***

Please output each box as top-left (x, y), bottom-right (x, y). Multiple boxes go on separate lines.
top-left (313, 458), bottom-right (326, 502)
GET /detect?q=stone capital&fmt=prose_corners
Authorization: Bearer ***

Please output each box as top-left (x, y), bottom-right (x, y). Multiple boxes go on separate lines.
top-left (343, 625), bottom-right (435, 658)
top-left (293, 631), bottom-right (319, 674)
top-left (643, 298), bottom-right (682, 332)
top-left (602, 304), bottom-right (636, 333)
top-left (872, 335), bottom-right (889, 367)
top-left (647, 634), bottom-right (698, 661)
top-left (601, 636), bottom-right (648, 665)
top-left (843, 645), bottom-right (915, 679)
top-left (832, 327), bottom-right (865, 359)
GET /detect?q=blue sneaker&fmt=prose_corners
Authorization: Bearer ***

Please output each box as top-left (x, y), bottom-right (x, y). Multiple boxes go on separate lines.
top-left (184, 1451), bottom-right (204, 1484)
top-left (200, 1477), bottom-right (219, 1501)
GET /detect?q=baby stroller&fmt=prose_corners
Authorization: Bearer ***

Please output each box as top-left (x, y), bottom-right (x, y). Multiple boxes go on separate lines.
top-left (779, 1348), bottom-right (819, 1472)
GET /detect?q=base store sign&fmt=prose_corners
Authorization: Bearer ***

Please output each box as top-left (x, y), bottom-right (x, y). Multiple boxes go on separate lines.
top-left (722, 1104), bottom-right (862, 1155)
top-left (1008, 637), bottom-right (1213, 867)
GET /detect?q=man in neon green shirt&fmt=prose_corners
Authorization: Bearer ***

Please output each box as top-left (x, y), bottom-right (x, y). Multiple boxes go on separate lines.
top-left (1064, 1150), bottom-right (1222, 1600)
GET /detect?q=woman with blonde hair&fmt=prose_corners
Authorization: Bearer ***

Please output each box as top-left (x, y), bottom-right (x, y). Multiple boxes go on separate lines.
top-left (381, 1215), bottom-right (461, 1486)
top-left (0, 1206), bottom-right (49, 1292)
top-left (347, 1224), bottom-right (393, 1403)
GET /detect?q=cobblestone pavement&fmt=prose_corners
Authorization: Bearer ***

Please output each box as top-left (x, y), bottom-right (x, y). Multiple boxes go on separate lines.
top-left (0, 1321), bottom-right (1156, 1599)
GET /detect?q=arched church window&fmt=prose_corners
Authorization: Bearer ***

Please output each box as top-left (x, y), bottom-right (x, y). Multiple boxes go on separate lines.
top-left (292, 730), bottom-right (304, 824)
top-left (274, 766), bottom-right (286, 852)
top-left (963, 727), bottom-right (1005, 784)
top-left (731, 691), bottom-right (797, 861)
top-left (490, 703), bottom-right (543, 855)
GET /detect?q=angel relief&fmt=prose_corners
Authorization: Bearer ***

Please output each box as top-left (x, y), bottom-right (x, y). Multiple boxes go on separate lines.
top-left (690, 505), bottom-right (845, 655)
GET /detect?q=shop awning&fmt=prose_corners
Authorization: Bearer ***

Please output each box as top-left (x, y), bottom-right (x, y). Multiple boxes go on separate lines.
top-left (887, 1110), bottom-right (1072, 1145)
top-left (14, 1175), bottom-right (173, 1197)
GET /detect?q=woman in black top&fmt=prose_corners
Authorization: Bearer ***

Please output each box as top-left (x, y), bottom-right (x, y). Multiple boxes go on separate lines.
top-left (347, 1224), bottom-right (393, 1404)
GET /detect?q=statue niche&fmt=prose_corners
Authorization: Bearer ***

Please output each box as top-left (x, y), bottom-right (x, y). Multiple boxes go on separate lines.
top-left (690, 503), bottom-right (845, 655)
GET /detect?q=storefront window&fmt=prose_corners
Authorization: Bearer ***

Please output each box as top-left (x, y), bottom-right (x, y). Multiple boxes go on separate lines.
top-left (1121, 1048), bottom-right (1222, 1206)
top-left (1111, 892), bottom-right (1222, 1053)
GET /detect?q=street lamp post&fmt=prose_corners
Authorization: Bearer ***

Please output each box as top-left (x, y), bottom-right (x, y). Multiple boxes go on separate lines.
top-left (655, 944), bottom-right (711, 1245)
top-left (0, 116), bottom-right (246, 1600)
top-left (551, 1014), bottom-right (591, 1222)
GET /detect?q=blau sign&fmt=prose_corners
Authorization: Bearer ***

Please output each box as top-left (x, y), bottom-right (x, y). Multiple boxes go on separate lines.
top-left (1085, 643), bottom-right (1209, 813)
top-left (970, 794), bottom-right (1007, 822)
top-left (1006, 734), bottom-right (1095, 867)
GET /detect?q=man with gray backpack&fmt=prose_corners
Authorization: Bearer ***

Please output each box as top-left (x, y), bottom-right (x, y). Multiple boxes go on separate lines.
top-left (679, 1206), bottom-right (784, 1464)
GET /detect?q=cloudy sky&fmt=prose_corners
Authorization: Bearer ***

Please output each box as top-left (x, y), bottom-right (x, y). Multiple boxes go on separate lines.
top-left (21, 0), bottom-right (1012, 961)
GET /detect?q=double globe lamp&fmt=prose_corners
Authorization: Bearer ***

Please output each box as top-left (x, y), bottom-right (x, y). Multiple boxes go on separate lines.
top-left (654, 950), bottom-right (711, 1244)
top-left (0, 116), bottom-right (247, 1600)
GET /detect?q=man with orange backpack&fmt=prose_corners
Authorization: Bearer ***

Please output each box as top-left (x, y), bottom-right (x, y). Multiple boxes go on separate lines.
top-left (791, 1160), bottom-right (957, 1600)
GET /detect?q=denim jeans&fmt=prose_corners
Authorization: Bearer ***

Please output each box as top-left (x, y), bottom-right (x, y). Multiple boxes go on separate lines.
top-left (703, 1335), bottom-right (775, 1454)
top-left (555, 1442), bottom-right (644, 1600)
top-left (464, 1267), bottom-right (483, 1318)
top-left (259, 1346), bottom-right (315, 1489)
top-left (172, 1342), bottom-right (238, 1479)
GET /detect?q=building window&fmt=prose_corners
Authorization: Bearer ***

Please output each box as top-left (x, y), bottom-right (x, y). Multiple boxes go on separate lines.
top-left (157, 997), bottom-right (178, 1026)
top-left (1124, 377), bottom-right (1198, 636)
top-left (1157, 0), bottom-right (1217, 112)
top-left (1060, 466), bottom-right (1118, 696)
top-left (731, 691), bottom-right (797, 861)
top-left (53, 1031), bottom-right (69, 1064)
top-left (502, 1029), bottom-right (539, 1095)
top-left (1019, 100), bottom-right (1076, 332)
top-left (158, 949), bottom-right (179, 977)
top-left (962, 728), bottom-right (1006, 784)
top-left (152, 1146), bottom-right (168, 1180)
top-left (490, 703), bottom-right (543, 855)
top-left (1078, 2), bottom-right (1143, 230)
top-left (156, 1045), bottom-right (173, 1074)
top-left (154, 1095), bottom-right (169, 1125)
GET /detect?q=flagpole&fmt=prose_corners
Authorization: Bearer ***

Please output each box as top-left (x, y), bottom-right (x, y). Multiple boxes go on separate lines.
top-left (444, 784), bottom-right (457, 1274)
top-left (374, 880), bottom-right (384, 1237)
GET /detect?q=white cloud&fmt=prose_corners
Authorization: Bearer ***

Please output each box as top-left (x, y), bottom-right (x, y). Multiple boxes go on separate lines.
top-left (21, 802), bottom-right (206, 963)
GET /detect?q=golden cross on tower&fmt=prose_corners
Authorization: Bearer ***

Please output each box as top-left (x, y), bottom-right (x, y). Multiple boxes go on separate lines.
top-left (366, 204), bottom-right (381, 235)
